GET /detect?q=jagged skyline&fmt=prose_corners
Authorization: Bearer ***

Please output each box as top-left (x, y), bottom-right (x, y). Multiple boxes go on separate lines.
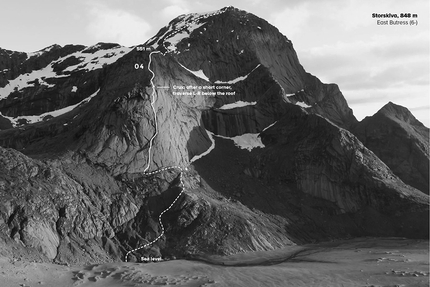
top-left (1, 0), bottom-right (429, 125)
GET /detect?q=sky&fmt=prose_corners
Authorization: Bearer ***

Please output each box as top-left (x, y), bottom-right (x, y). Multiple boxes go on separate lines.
top-left (2, 0), bottom-right (429, 126)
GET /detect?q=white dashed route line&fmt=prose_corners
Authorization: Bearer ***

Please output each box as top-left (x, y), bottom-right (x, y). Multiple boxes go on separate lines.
top-left (125, 9), bottom-right (227, 259)
top-left (125, 166), bottom-right (186, 262)
top-left (124, 51), bottom-right (187, 262)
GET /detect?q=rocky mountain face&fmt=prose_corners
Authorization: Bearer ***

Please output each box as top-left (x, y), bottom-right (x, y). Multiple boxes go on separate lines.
top-left (0, 43), bottom-right (128, 130)
top-left (149, 7), bottom-right (357, 134)
top-left (0, 7), bottom-right (428, 265)
top-left (352, 102), bottom-right (429, 194)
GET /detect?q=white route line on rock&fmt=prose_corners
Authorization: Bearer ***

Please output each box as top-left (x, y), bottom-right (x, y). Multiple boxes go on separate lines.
top-left (125, 50), bottom-right (188, 263)
top-left (143, 50), bottom-right (161, 173)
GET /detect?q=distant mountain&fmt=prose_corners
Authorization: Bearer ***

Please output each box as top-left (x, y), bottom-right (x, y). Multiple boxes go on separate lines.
top-left (0, 43), bottom-right (128, 129)
top-left (353, 102), bottom-right (429, 194)
top-left (0, 6), bottom-right (427, 265)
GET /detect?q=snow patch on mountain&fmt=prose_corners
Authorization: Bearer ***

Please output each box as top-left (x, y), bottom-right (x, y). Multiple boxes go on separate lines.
top-left (62, 46), bottom-right (131, 72)
top-left (285, 89), bottom-right (305, 98)
top-left (282, 89), bottom-right (311, 108)
top-left (26, 44), bottom-right (58, 58)
top-left (262, 121), bottom-right (278, 132)
top-left (146, 7), bottom-right (229, 51)
top-left (190, 129), bottom-right (215, 163)
top-left (219, 101), bottom-right (257, 110)
top-left (82, 43), bottom-right (118, 51)
top-left (190, 129), bottom-right (264, 162)
top-left (214, 64), bottom-right (261, 84)
top-left (177, 62), bottom-right (210, 82)
top-left (215, 133), bottom-right (265, 151)
top-left (0, 66), bottom-right (68, 100)
top-left (296, 101), bottom-right (311, 108)
top-left (164, 22), bottom-right (206, 52)
top-left (0, 89), bottom-right (100, 127)
top-left (0, 46), bottom-right (130, 101)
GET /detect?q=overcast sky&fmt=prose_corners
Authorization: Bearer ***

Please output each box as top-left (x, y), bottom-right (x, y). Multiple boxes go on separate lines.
top-left (2, 0), bottom-right (429, 125)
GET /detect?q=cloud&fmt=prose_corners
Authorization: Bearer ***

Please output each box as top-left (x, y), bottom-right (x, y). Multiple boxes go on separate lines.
top-left (346, 89), bottom-right (426, 118)
top-left (161, 5), bottom-right (190, 19)
top-left (86, 3), bottom-right (151, 46)
top-left (372, 41), bottom-right (429, 59)
top-left (410, 105), bottom-right (430, 112)
top-left (298, 32), bottom-right (429, 85)
top-left (269, 4), bottom-right (311, 38)
top-left (166, 0), bottom-right (186, 4)
top-left (330, 61), bottom-right (429, 91)
top-left (343, 82), bottom-right (429, 123)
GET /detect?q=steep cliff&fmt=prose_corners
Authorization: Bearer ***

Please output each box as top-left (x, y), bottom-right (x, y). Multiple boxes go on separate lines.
top-left (257, 105), bottom-right (428, 236)
top-left (147, 6), bottom-right (357, 134)
top-left (194, 104), bottom-right (428, 243)
top-left (353, 102), bottom-right (429, 194)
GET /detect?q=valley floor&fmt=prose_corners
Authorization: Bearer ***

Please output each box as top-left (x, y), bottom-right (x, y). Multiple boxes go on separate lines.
top-left (1, 238), bottom-right (428, 287)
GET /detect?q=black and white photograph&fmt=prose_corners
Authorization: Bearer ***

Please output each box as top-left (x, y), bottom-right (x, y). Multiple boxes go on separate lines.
top-left (0, 0), bottom-right (429, 286)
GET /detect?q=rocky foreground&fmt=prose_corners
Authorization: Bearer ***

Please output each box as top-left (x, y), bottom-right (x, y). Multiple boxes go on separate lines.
top-left (0, 238), bottom-right (428, 287)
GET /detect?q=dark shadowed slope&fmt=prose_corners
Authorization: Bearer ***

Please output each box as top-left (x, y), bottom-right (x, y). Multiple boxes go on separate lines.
top-left (353, 102), bottom-right (429, 194)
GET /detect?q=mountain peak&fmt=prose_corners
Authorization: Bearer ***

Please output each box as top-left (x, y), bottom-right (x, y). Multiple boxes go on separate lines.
top-left (26, 44), bottom-right (62, 58)
top-left (81, 42), bottom-right (122, 53)
top-left (353, 101), bottom-right (429, 193)
top-left (377, 101), bottom-right (423, 126)
top-left (144, 7), bottom-right (229, 51)
top-left (144, 6), bottom-right (270, 53)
